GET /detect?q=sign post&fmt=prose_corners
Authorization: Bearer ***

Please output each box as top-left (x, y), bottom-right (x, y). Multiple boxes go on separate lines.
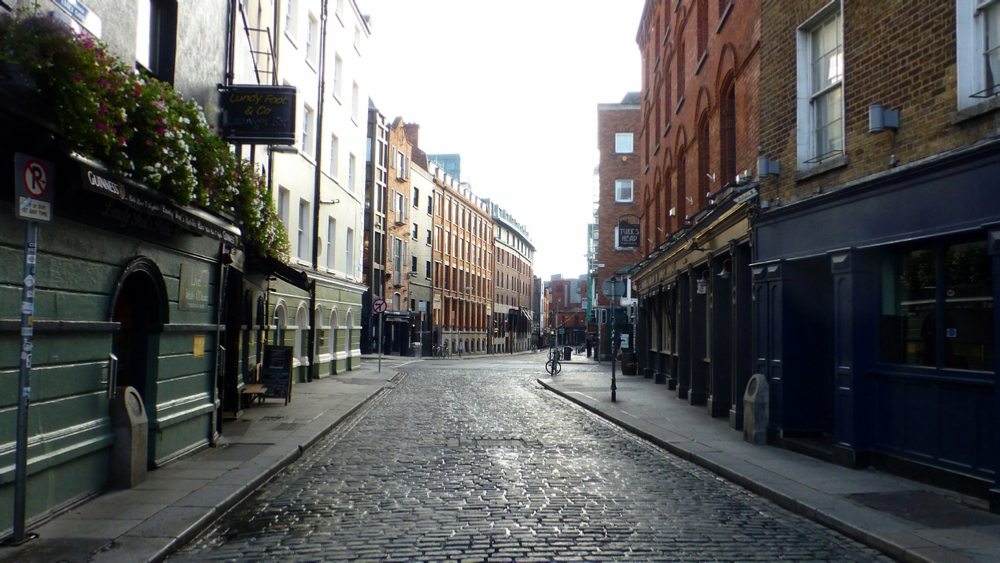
top-left (11, 153), bottom-right (54, 545)
top-left (372, 298), bottom-right (387, 372)
top-left (602, 276), bottom-right (627, 403)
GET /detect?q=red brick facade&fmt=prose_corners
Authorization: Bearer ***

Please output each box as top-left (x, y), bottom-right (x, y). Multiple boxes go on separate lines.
top-left (596, 97), bottom-right (644, 308)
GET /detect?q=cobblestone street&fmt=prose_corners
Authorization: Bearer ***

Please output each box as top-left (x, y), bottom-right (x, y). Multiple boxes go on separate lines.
top-left (173, 356), bottom-right (893, 562)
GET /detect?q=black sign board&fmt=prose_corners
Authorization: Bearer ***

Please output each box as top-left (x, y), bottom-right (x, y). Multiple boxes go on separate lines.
top-left (78, 161), bottom-right (240, 246)
top-left (261, 346), bottom-right (294, 405)
top-left (220, 85), bottom-right (297, 145)
top-left (618, 217), bottom-right (641, 248)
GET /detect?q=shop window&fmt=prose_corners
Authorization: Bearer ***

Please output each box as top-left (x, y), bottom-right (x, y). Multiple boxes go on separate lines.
top-left (880, 239), bottom-right (993, 371)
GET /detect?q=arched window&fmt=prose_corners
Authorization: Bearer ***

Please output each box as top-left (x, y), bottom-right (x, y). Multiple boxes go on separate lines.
top-left (720, 80), bottom-right (737, 186)
top-left (272, 302), bottom-right (286, 346)
top-left (698, 114), bottom-right (711, 210)
top-left (295, 304), bottom-right (309, 362)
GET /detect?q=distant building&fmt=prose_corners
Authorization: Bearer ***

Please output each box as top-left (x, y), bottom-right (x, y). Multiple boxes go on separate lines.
top-left (487, 201), bottom-right (536, 353)
top-left (428, 153), bottom-right (461, 181)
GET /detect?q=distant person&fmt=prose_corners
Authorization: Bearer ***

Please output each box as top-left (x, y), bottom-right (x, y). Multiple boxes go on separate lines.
top-left (586, 336), bottom-right (593, 358)
top-left (458, 340), bottom-right (464, 358)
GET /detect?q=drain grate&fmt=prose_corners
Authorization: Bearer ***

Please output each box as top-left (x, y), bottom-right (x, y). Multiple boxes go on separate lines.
top-left (258, 416), bottom-right (284, 421)
top-left (849, 490), bottom-right (1000, 528)
top-left (272, 422), bottom-right (302, 431)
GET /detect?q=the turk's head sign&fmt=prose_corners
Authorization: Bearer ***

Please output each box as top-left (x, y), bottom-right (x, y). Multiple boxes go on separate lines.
top-left (220, 85), bottom-right (297, 145)
top-left (618, 216), bottom-right (641, 248)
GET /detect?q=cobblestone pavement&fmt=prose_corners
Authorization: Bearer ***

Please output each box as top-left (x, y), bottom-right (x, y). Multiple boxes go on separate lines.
top-left (173, 357), bottom-right (894, 562)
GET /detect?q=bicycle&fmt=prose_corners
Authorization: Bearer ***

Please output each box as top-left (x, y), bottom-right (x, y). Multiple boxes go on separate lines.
top-left (545, 347), bottom-right (562, 375)
top-left (433, 345), bottom-right (451, 359)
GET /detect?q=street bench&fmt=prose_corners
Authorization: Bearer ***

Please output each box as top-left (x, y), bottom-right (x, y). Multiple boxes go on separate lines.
top-left (242, 383), bottom-right (267, 407)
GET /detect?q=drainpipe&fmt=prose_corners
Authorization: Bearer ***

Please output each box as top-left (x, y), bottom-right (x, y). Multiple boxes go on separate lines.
top-left (306, 0), bottom-right (329, 382)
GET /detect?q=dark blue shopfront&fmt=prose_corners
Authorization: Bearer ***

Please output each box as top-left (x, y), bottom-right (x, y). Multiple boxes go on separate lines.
top-left (752, 142), bottom-right (1000, 504)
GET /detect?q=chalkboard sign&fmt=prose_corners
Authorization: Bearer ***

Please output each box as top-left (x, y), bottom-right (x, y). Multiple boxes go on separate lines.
top-left (260, 346), bottom-right (293, 405)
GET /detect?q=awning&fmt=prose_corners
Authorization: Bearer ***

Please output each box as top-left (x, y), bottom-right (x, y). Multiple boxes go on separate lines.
top-left (251, 255), bottom-right (310, 290)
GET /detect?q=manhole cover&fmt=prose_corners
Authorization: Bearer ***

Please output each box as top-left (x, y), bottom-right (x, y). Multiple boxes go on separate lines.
top-left (259, 416), bottom-right (284, 421)
top-left (273, 422), bottom-right (302, 431)
top-left (849, 490), bottom-right (1000, 528)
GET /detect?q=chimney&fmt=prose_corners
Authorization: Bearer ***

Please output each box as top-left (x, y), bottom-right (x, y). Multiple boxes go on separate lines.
top-left (404, 123), bottom-right (420, 149)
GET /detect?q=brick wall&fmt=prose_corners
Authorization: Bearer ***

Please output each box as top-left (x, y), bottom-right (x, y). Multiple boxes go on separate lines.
top-left (636, 0), bottom-right (761, 248)
top-left (759, 0), bottom-right (1000, 207)
top-left (597, 101), bottom-right (643, 307)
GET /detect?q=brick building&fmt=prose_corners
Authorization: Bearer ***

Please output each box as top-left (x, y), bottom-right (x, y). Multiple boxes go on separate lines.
top-left (489, 202), bottom-right (536, 354)
top-left (430, 167), bottom-right (493, 355)
top-left (380, 118), bottom-right (416, 354)
top-left (594, 93), bottom-right (644, 360)
top-left (754, 0), bottom-right (1000, 506)
top-left (546, 275), bottom-right (590, 348)
top-left (630, 0), bottom-right (760, 423)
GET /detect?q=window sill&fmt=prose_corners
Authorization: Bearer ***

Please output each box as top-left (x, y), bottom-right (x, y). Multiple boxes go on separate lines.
top-left (795, 154), bottom-right (849, 182)
top-left (953, 95), bottom-right (1000, 124)
top-left (615, 199), bottom-right (634, 204)
top-left (695, 50), bottom-right (708, 75)
top-left (716, 1), bottom-right (734, 33)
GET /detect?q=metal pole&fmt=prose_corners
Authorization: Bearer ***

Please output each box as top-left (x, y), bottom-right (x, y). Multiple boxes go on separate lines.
top-left (378, 312), bottom-right (383, 373)
top-left (611, 296), bottom-right (617, 402)
top-left (13, 221), bottom-right (39, 545)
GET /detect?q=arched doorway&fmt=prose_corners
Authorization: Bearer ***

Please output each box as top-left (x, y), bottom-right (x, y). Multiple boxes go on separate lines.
top-left (110, 258), bottom-right (168, 413)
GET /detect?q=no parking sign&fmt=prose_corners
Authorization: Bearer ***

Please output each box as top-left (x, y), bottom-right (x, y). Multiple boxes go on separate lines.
top-left (15, 153), bottom-right (55, 222)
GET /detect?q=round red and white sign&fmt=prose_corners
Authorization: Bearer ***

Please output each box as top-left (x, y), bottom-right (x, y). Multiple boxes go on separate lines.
top-left (372, 298), bottom-right (387, 314)
top-left (23, 159), bottom-right (49, 197)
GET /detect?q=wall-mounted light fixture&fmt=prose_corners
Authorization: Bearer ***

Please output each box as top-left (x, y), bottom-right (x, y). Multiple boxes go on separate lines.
top-left (696, 270), bottom-right (710, 294)
top-left (757, 155), bottom-right (780, 178)
top-left (319, 198), bottom-right (340, 205)
top-left (869, 104), bottom-right (900, 133)
top-left (718, 259), bottom-right (732, 279)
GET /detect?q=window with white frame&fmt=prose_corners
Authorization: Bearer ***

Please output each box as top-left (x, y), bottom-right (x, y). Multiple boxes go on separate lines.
top-left (326, 217), bottom-right (336, 270)
top-left (957, 0), bottom-right (1000, 109)
top-left (278, 186), bottom-right (290, 228)
top-left (335, 0), bottom-right (345, 22)
top-left (348, 153), bottom-right (356, 192)
top-left (329, 134), bottom-right (339, 177)
top-left (351, 81), bottom-right (360, 122)
top-left (615, 179), bottom-right (634, 202)
top-left (306, 13), bottom-right (318, 66)
top-left (797, 3), bottom-right (843, 165)
top-left (297, 199), bottom-right (310, 262)
top-left (345, 228), bottom-right (354, 277)
top-left (302, 105), bottom-right (314, 155)
top-left (333, 54), bottom-right (343, 100)
top-left (354, 26), bottom-right (361, 52)
top-left (285, 0), bottom-right (298, 41)
top-left (615, 133), bottom-right (634, 153)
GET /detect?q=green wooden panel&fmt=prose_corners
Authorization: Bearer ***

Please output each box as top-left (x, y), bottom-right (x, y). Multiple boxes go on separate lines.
top-left (0, 391), bottom-right (109, 444)
top-left (0, 286), bottom-right (21, 322)
top-left (0, 245), bottom-right (23, 285)
top-left (151, 411), bottom-right (210, 467)
top-left (17, 362), bottom-right (105, 404)
top-left (0, 416), bottom-right (112, 485)
top-left (28, 333), bottom-right (114, 366)
top-left (34, 253), bottom-right (119, 294)
top-left (158, 332), bottom-right (217, 356)
top-left (154, 353), bottom-right (214, 383)
top-left (28, 290), bottom-right (108, 322)
top-left (0, 447), bottom-right (110, 535)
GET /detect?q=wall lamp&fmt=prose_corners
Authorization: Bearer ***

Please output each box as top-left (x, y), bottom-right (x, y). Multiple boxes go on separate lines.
top-left (757, 155), bottom-right (780, 178)
top-left (320, 198), bottom-right (340, 205)
top-left (869, 104), bottom-right (900, 133)
top-left (718, 259), bottom-right (732, 279)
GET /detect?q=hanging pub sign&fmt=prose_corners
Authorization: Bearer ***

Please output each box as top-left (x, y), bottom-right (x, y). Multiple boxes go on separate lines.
top-left (219, 85), bottom-right (297, 145)
top-left (618, 215), bottom-right (641, 248)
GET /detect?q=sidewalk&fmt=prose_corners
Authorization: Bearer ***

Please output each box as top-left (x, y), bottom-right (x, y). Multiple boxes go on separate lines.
top-left (1, 355), bottom-right (414, 563)
top-left (539, 359), bottom-right (1000, 563)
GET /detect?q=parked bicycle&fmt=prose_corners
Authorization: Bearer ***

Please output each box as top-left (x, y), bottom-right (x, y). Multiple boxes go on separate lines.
top-left (433, 345), bottom-right (452, 359)
top-left (545, 348), bottom-right (562, 375)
